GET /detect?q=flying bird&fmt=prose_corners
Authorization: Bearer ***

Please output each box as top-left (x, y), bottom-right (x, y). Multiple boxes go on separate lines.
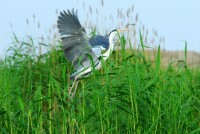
top-left (57, 9), bottom-right (126, 98)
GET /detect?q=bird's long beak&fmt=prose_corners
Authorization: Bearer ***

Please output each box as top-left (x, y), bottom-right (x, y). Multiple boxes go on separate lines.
top-left (117, 28), bottom-right (128, 33)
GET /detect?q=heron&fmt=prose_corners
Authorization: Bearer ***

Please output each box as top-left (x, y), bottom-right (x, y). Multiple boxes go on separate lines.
top-left (57, 9), bottom-right (127, 98)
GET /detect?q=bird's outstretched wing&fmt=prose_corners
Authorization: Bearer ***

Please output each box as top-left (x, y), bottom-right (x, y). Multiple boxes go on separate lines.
top-left (57, 9), bottom-right (99, 77)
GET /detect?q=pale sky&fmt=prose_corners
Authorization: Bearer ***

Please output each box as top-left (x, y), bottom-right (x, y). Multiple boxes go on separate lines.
top-left (0, 0), bottom-right (200, 58)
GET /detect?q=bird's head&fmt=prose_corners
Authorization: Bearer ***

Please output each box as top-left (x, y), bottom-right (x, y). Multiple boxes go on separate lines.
top-left (108, 28), bottom-right (127, 49)
top-left (109, 28), bottom-right (127, 36)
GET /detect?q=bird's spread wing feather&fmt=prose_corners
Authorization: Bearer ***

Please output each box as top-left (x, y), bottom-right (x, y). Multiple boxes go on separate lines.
top-left (57, 9), bottom-right (99, 76)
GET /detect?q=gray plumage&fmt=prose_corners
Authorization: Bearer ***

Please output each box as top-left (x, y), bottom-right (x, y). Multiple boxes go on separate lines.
top-left (57, 9), bottom-right (127, 99)
top-left (89, 35), bottom-right (109, 57)
top-left (57, 9), bottom-right (100, 79)
top-left (89, 35), bottom-right (109, 50)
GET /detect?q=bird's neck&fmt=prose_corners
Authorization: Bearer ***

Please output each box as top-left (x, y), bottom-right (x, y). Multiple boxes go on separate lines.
top-left (102, 32), bottom-right (117, 61)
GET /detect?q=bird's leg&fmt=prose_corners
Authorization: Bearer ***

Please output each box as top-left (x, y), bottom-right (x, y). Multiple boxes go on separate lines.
top-left (70, 81), bottom-right (79, 99)
top-left (68, 76), bottom-right (77, 94)
top-left (68, 76), bottom-right (79, 99)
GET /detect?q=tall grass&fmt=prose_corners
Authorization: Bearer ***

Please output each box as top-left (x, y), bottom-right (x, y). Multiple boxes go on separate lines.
top-left (1, 1), bottom-right (200, 133)
top-left (0, 32), bottom-right (200, 133)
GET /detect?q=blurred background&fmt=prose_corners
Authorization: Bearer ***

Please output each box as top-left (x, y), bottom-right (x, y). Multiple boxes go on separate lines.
top-left (0, 0), bottom-right (200, 58)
